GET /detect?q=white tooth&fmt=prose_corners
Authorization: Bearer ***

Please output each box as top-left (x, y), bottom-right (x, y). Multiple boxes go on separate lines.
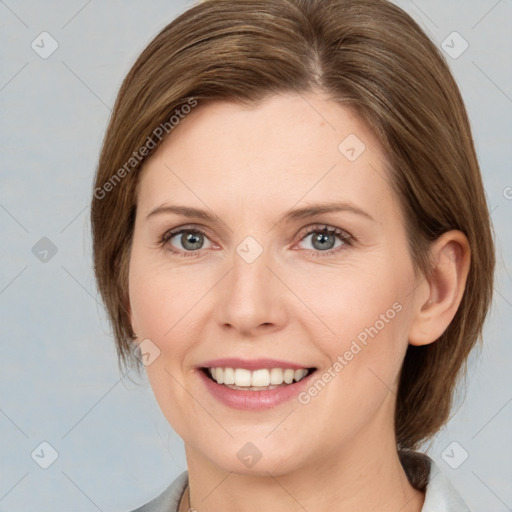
top-left (234, 368), bottom-right (252, 387)
top-left (283, 369), bottom-right (295, 384)
top-left (269, 368), bottom-right (284, 385)
top-left (223, 367), bottom-right (235, 385)
top-left (211, 366), bottom-right (308, 387)
top-left (251, 369), bottom-right (270, 387)
top-left (294, 369), bottom-right (308, 382)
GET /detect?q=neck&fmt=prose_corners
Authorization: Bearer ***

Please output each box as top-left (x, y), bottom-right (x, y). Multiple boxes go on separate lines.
top-left (182, 424), bottom-right (425, 512)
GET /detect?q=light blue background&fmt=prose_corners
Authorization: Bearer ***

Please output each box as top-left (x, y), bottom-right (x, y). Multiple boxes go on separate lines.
top-left (1, 1), bottom-right (511, 510)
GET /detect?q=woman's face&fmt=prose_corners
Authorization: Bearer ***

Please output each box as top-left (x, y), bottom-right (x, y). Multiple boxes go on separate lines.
top-left (128, 93), bottom-right (425, 475)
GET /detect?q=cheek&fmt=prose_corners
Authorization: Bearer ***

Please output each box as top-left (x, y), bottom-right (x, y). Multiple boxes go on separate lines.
top-left (295, 262), bottom-right (408, 344)
top-left (129, 252), bottom-right (197, 339)
top-left (291, 275), bottom-right (411, 442)
top-left (291, 258), bottom-right (413, 396)
top-left (128, 254), bottom-right (217, 383)
top-left (128, 257), bottom-right (204, 432)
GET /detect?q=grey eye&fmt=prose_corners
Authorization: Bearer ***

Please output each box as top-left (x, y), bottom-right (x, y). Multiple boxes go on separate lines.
top-left (166, 229), bottom-right (212, 251)
top-left (298, 228), bottom-right (346, 252)
top-left (310, 231), bottom-right (337, 251)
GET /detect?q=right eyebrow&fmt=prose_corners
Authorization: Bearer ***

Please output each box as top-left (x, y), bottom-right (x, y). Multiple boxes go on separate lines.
top-left (146, 204), bottom-right (218, 222)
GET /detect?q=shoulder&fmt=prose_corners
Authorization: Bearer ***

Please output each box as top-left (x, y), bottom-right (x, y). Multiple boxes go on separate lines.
top-left (128, 455), bottom-right (471, 512)
top-left (422, 459), bottom-right (471, 512)
top-left (129, 470), bottom-right (189, 512)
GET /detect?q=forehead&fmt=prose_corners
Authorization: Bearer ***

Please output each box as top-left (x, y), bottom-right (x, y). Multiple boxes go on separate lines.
top-left (136, 93), bottom-right (397, 224)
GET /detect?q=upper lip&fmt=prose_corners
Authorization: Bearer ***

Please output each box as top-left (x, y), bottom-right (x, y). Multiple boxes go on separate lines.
top-left (199, 358), bottom-right (315, 371)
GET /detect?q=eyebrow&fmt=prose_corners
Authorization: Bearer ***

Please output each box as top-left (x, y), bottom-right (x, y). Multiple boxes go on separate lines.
top-left (146, 201), bottom-right (375, 224)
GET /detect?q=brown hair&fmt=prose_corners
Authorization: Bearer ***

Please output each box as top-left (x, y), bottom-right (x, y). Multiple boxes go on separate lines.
top-left (90, 0), bottom-right (495, 477)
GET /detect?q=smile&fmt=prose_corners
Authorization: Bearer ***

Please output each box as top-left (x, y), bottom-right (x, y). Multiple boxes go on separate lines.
top-left (198, 360), bottom-right (318, 410)
top-left (205, 367), bottom-right (313, 390)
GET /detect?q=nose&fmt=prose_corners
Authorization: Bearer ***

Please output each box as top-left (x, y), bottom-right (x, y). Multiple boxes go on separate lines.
top-left (213, 240), bottom-right (288, 337)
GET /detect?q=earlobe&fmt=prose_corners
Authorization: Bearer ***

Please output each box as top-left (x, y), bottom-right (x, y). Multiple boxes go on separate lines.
top-left (408, 230), bottom-right (471, 346)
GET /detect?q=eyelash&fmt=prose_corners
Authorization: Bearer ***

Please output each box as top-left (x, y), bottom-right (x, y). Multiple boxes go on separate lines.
top-left (159, 224), bottom-right (353, 259)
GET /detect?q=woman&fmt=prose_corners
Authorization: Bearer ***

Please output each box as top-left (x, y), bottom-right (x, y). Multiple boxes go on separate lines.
top-left (90, 0), bottom-right (495, 510)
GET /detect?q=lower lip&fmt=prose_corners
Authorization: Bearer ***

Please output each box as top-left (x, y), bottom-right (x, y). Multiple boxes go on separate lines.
top-left (198, 369), bottom-right (315, 410)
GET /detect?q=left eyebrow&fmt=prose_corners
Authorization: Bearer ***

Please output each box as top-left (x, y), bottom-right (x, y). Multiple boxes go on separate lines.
top-left (278, 201), bottom-right (375, 223)
top-left (145, 201), bottom-right (375, 224)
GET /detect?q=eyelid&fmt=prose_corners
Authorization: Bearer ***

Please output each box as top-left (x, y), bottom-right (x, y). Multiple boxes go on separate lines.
top-left (292, 224), bottom-right (354, 254)
top-left (160, 224), bottom-right (215, 252)
top-left (160, 223), bottom-right (211, 242)
top-left (294, 223), bottom-right (353, 243)
top-left (160, 223), bottom-right (354, 257)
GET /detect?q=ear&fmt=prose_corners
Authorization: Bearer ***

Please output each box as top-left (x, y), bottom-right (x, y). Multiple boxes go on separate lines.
top-left (408, 230), bottom-right (471, 346)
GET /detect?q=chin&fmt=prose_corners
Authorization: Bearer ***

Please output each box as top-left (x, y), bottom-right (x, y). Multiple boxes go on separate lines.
top-left (192, 435), bottom-right (310, 477)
